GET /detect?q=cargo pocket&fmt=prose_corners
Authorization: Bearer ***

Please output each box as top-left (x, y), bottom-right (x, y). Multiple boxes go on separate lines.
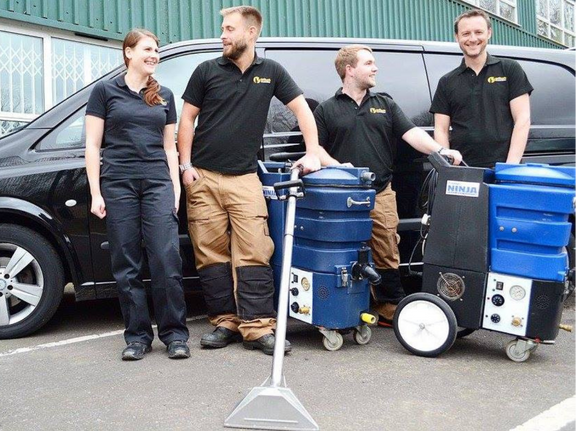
top-left (236, 265), bottom-right (276, 320)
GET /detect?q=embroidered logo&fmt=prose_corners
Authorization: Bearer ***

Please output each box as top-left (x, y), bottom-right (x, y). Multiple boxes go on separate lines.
top-left (253, 76), bottom-right (272, 84)
top-left (487, 76), bottom-right (507, 83)
top-left (370, 107), bottom-right (387, 114)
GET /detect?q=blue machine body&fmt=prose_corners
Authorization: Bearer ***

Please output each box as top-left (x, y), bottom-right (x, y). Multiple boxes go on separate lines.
top-left (489, 163), bottom-right (575, 282)
top-left (259, 162), bottom-right (375, 329)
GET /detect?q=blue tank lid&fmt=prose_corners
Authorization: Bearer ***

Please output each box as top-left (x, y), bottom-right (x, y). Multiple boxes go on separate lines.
top-left (494, 163), bottom-right (576, 187)
top-left (302, 166), bottom-right (374, 187)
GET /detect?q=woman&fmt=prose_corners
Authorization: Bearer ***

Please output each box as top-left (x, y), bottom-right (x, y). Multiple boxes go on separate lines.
top-left (85, 29), bottom-right (189, 360)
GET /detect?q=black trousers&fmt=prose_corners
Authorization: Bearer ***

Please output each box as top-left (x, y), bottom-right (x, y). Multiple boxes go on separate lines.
top-left (102, 177), bottom-right (189, 346)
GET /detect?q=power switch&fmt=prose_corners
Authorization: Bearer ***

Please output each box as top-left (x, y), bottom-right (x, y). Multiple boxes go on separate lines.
top-left (496, 281), bottom-right (504, 290)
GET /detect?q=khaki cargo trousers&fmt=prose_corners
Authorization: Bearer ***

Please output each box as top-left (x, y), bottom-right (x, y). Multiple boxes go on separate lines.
top-left (185, 167), bottom-right (276, 341)
top-left (369, 184), bottom-right (405, 318)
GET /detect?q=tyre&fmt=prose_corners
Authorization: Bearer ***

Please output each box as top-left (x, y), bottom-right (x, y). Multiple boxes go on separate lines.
top-left (322, 332), bottom-right (344, 351)
top-left (0, 224), bottom-right (65, 339)
top-left (393, 292), bottom-right (457, 358)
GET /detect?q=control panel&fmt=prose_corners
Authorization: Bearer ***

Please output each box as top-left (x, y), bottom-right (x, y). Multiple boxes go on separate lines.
top-left (289, 267), bottom-right (313, 324)
top-left (482, 272), bottom-right (532, 336)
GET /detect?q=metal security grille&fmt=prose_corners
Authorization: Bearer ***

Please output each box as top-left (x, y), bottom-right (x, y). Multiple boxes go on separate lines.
top-left (52, 38), bottom-right (121, 105)
top-left (0, 31), bottom-right (43, 116)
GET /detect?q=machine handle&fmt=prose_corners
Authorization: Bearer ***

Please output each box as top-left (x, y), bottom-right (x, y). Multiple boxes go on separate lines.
top-left (269, 151), bottom-right (306, 162)
top-left (347, 197), bottom-right (371, 208)
top-left (273, 179), bottom-right (305, 200)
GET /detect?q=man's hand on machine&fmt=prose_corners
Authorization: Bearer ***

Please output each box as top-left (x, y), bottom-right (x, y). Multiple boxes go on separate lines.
top-left (439, 148), bottom-right (463, 166)
top-left (292, 152), bottom-right (322, 174)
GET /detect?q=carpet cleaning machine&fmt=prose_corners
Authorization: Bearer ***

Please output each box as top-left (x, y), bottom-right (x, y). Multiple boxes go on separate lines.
top-left (259, 160), bottom-right (380, 351)
top-left (394, 152), bottom-right (575, 362)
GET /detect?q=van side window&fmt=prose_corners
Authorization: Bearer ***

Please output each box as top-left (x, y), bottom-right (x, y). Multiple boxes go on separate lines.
top-left (36, 107), bottom-right (86, 151)
top-left (264, 49), bottom-right (431, 154)
top-left (516, 60), bottom-right (575, 126)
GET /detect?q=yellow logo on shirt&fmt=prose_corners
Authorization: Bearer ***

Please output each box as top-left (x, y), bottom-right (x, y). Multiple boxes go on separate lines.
top-left (370, 107), bottom-right (387, 114)
top-left (487, 76), bottom-right (507, 83)
top-left (253, 76), bottom-right (272, 84)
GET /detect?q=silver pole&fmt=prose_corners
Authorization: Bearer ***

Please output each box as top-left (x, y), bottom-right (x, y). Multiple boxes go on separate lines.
top-left (270, 168), bottom-right (300, 387)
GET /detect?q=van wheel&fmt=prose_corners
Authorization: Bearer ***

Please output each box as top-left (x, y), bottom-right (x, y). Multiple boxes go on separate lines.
top-left (0, 225), bottom-right (64, 339)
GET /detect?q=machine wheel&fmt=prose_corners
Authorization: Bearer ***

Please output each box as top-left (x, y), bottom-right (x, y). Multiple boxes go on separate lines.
top-left (394, 293), bottom-right (458, 358)
top-left (505, 339), bottom-right (532, 362)
top-left (0, 225), bottom-right (65, 339)
top-left (353, 326), bottom-right (372, 345)
top-left (322, 332), bottom-right (344, 351)
top-left (457, 327), bottom-right (476, 339)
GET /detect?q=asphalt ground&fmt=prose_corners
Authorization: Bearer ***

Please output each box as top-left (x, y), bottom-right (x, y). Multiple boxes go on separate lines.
top-left (0, 291), bottom-right (574, 431)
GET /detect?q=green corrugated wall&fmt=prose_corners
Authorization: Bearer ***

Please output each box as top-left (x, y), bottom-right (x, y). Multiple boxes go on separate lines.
top-left (0, 0), bottom-right (564, 49)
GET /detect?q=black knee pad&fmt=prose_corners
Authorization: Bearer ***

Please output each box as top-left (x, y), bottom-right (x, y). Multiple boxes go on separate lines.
top-left (198, 262), bottom-right (236, 316)
top-left (236, 265), bottom-right (276, 320)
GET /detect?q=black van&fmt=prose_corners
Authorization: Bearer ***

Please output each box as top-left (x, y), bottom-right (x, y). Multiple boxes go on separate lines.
top-left (0, 38), bottom-right (574, 339)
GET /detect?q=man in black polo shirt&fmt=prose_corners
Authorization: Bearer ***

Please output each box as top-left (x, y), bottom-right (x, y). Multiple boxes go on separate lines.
top-left (430, 9), bottom-right (533, 168)
top-left (177, 5), bottom-right (321, 355)
top-left (315, 45), bottom-right (462, 326)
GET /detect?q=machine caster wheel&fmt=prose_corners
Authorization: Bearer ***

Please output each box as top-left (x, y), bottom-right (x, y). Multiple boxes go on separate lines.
top-left (322, 332), bottom-right (344, 351)
top-left (457, 328), bottom-right (476, 339)
top-left (505, 339), bottom-right (536, 362)
top-left (353, 326), bottom-right (372, 345)
top-left (394, 293), bottom-right (457, 358)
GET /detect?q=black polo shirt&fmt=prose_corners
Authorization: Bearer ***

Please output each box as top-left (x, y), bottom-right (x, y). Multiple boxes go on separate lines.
top-left (86, 74), bottom-right (177, 180)
top-left (314, 89), bottom-right (415, 192)
top-left (430, 54), bottom-right (533, 168)
top-left (182, 55), bottom-right (302, 175)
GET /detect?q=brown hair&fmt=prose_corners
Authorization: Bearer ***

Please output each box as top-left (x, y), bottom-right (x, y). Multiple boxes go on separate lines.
top-left (122, 28), bottom-right (163, 107)
top-left (334, 44), bottom-right (373, 81)
top-left (454, 9), bottom-right (492, 34)
top-left (220, 5), bottom-right (263, 34)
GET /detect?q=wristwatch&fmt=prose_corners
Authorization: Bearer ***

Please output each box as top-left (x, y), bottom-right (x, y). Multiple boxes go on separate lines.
top-left (179, 162), bottom-right (193, 174)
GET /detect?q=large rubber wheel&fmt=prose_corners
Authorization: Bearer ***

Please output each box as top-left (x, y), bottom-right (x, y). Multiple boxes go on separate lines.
top-left (394, 293), bottom-right (458, 358)
top-left (0, 225), bottom-right (64, 339)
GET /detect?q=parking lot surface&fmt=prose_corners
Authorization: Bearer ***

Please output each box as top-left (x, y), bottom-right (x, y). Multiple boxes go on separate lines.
top-left (0, 292), bottom-right (574, 431)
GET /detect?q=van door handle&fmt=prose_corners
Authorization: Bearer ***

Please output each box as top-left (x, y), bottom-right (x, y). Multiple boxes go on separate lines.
top-left (347, 197), bottom-right (371, 208)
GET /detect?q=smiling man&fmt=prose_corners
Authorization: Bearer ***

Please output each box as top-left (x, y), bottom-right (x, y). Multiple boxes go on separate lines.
top-left (430, 9), bottom-right (533, 168)
top-left (177, 5), bottom-right (321, 356)
top-left (314, 45), bottom-right (462, 327)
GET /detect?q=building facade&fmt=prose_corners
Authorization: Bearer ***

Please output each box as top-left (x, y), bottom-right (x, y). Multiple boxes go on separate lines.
top-left (0, 0), bottom-right (572, 134)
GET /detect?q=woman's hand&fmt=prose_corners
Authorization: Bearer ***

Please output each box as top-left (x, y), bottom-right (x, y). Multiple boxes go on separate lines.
top-left (91, 194), bottom-right (106, 219)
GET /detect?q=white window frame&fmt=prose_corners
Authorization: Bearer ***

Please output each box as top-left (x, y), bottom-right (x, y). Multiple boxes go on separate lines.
top-left (0, 18), bottom-right (121, 129)
top-left (461, 0), bottom-right (519, 24)
top-left (536, 0), bottom-right (575, 47)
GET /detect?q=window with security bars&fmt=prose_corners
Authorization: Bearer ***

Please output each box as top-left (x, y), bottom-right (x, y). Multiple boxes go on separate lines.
top-left (537, 0), bottom-right (575, 47)
top-left (0, 28), bottom-right (121, 136)
top-left (461, 0), bottom-right (518, 23)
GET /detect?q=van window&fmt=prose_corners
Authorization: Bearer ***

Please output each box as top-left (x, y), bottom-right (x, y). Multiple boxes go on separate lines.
top-left (516, 60), bottom-right (575, 126)
top-left (153, 51), bottom-right (221, 118)
top-left (36, 107), bottom-right (86, 151)
top-left (264, 49), bottom-right (431, 153)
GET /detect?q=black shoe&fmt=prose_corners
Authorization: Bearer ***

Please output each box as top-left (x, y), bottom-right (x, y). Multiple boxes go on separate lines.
top-left (122, 342), bottom-right (152, 361)
top-left (167, 340), bottom-right (191, 359)
top-left (200, 327), bottom-right (242, 348)
top-left (243, 334), bottom-right (292, 356)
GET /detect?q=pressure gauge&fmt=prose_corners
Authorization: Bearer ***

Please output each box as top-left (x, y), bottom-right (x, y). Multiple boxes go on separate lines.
top-left (301, 277), bottom-right (311, 291)
top-left (510, 285), bottom-right (526, 301)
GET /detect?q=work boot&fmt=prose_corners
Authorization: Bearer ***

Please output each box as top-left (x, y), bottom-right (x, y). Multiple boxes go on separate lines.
top-left (243, 334), bottom-right (292, 356)
top-left (122, 342), bottom-right (152, 361)
top-left (200, 326), bottom-right (242, 348)
top-left (374, 302), bottom-right (397, 328)
top-left (167, 340), bottom-right (191, 359)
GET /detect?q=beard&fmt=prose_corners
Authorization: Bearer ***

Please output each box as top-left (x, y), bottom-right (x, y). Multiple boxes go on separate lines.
top-left (223, 38), bottom-right (248, 60)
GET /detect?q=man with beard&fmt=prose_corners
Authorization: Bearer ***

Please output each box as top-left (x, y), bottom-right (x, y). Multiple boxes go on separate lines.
top-left (314, 45), bottom-right (462, 326)
top-left (430, 9), bottom-right (533, 168)
top-left (177, 5), bottom-right (322, 355)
